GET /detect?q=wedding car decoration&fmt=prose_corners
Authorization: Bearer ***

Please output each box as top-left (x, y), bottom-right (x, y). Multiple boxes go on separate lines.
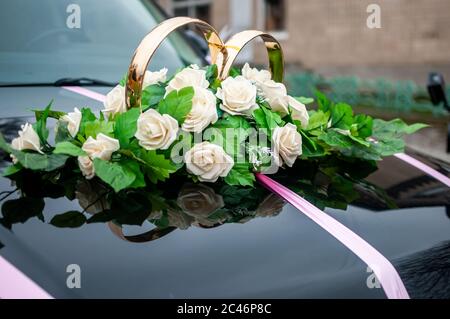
top-left (0, 17), bottom-right (435, 299)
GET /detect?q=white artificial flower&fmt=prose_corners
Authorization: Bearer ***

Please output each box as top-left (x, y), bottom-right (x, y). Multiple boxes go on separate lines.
top-left (81, 133), bottom-right (120, 161)
top-left (185, 142), bottom-right (234, 183)
top-left (102, 85), bottom-right (127, 118)
top-left (60, 107), bottom-right (82, 138)
top-left (288, 96), bottom-right (309, 128)
top-left (77, 156), bottom-right (95, 180)
top-left (182, 86), bottom-right (218, 133)
top-left (241, 63), bottom-right (271, 85)
top-left (165, 65), bottom-right (209, 95)
top-left (259, 79), bottom-right (289, 116)
top-left (143, 68), bottom-right (168, 88)
top-left (11, 123), bottom-right (43, 154)
top-left (216, 76), bottom-right (258, 116)
top-left (272, 123), bottom-right (302, 167)
top-left (134, 109), bottom-right (179, 150)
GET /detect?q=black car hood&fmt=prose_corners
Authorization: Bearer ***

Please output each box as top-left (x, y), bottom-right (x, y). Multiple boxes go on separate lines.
top-left (0, 86), bottom-right (108, 118)
top-left (0, 88), bottom-right (449, 298)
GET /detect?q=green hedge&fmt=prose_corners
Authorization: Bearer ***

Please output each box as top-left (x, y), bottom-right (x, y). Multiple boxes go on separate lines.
top-left (286, 72), bottom-right (449, 116)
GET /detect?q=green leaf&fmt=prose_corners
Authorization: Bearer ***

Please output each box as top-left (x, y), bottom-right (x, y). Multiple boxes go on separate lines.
top-left (84, 120), bottom-right (114, 138)
top-left (123, 160), bottom-right (145, 189)
top-left (33, 101), bottom-right (52, 145)
top-left (252, 106), bottom-right (284, 134)
top-left (114, 108), bottom-right (140, 147)
top-left (206, 64), bottom-right (218, 83)
top-left (315, 90), bottom-right (333, 112)
top-left (229, 67), bottom-right (241, 77)
top-left (33, 109), bottom-right (66, 120)
top-left (93, 159), bottom-right (137, 192)
top-left (224, 163), bottom-right (255, 187)
top-left (140, 150), bottom-right (177, 184)
top-left (2, 163), bottom-right (23, 177)
top-left (50, 211), bottom-right (86, 228)
top-left (55, 121), bottom-right (72, 143)
top-left (294, 96), bottom-right (314, 105)
top-left (318, 130), bottom-right (354, 149)
top-left (330, 103), bottom-right (353, 130)
top-left (78, 107), bottom-right (97, 136)
top-left (307, 110), bottom-right (330, 131)
top-left (213, 115), bottom-right (251, 130)
top-left (354, 114), bottom-right (373, 138)
top-left (54, 142), bottom-right (86, 156)
top-left (157, 86), bottom-right (194, 124)
top-left (142, 84), bottom-right (166, 110)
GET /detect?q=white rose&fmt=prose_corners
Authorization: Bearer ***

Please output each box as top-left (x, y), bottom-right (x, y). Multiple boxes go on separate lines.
top-left (135, 109), bottom-right (179, 150)
top-left (143, 68), bottom-right (167, 88)
top-left (216, 76), bottom-right (258, 116)
top-left (60, 107), bottom-right (82, 138)
top-left (102, 85), bottom-right (127, 118)
top-left (82, 133), bottom-right (120, 161)
top-left (288, 96), bottom-right (309, 128)
top-left (241, 63), bottom-right (271, 85)
top-left (78, 156), bottom-right (95, 179)
top-left (260, 79), bottom-right (289, 116)
top-left (165, 65), bottom-right (209, 95)
top-left (11, 123), bottom-right (43, 154)
top-left (185, 142), bottom-right (234, 183)
top-left (182, 86), bottom-right (218, 133)
top-left (176, 183), bottom-right (224, 218)
top-left (272, 123), bottom-right (302, 167)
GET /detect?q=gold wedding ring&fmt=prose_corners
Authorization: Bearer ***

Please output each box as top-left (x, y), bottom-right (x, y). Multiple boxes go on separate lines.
top-left (125, 17), bottom-right (226, 109)
top-left (125, 17), bottom-right (285, 109)
top-left (220, 30), bottom-right (284, 82)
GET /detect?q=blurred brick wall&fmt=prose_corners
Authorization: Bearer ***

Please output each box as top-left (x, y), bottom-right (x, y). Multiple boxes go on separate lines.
top-left (155, 0), bottom-right (450, 68)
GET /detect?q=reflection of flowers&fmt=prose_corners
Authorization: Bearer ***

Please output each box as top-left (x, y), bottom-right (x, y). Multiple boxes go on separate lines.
top-left (255, 193), bottom-right (285, 217)
top-left (167, 209), bottom-right (193, 230)
top-left (75, 180), bottom-right (110, 215)
top-left (177, 184), bottom-right (224, 218)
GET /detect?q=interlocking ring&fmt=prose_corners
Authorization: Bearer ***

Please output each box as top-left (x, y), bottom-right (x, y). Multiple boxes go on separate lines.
top-left (125, 17), bottom-right (226, 109)
top-left (125, 17), bottom-right (285, 109)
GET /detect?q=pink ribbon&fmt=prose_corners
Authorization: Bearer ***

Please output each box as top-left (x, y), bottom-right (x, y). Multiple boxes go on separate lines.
top-left (61, 86), bottom-right (106, 103)
top-left (394, 153), bottom-right (450, 187)
top-left (0, 256), bottom-right (53, 299)
top-left (255, 173), bottom-right (410, 299)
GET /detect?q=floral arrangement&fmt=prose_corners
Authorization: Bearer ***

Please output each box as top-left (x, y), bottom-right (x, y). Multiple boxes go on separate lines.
top-left (0, 63), bottom-right (426, 194)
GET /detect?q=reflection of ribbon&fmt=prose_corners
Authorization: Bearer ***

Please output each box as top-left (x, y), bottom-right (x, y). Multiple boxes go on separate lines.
top-left (62, 85), bottom-right (450, 299)
top-left (255, 173), bottom-right (410, 299)
top-left (394, 153), bottom-right (450, 187)
top-left (0, 255), bottom-right (53, 299)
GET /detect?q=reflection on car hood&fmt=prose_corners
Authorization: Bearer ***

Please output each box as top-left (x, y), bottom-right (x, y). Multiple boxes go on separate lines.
top-left (0, 86), bottom-right (108, 118)
top-left (0, 90), bottom-right (449, 298)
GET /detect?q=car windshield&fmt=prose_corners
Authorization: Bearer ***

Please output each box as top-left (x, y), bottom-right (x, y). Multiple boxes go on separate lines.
top-left (0, 0), bottom-right (202, 85)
